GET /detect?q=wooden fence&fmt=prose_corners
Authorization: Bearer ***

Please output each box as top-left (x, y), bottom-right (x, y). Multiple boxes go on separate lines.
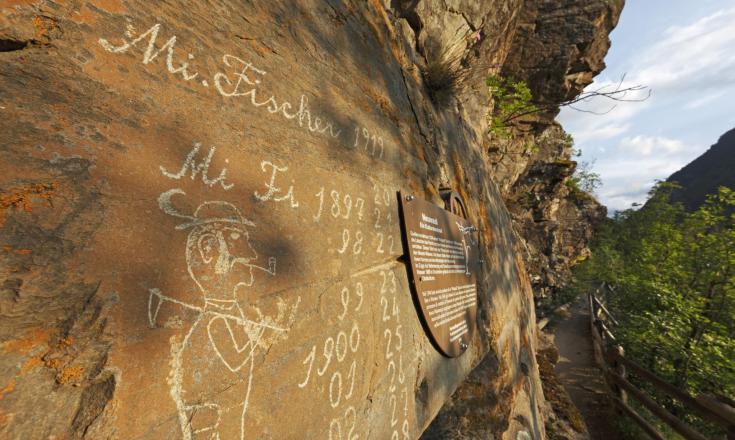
top-left (588, 286), bottom-right (735, 440)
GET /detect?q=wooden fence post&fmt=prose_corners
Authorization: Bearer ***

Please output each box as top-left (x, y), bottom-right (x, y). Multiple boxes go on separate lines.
top-left (607, 346), bottom-right (627, 404)
top-left (588, 291), bottom-right (595, 326)
top-left (595, 318), bottom-right (605, 342)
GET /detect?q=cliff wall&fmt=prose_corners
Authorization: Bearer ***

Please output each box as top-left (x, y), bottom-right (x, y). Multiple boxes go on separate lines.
top-left (401, 0), bottom-right (621, 437)
top-left (391, 0), bottom-right (616, 309)
top-left (497, 0), bottom-right (618, 307)
top-left (1, 1), bottom-right (544, 439)
top-left (0, 0), bottom-right (619, 438)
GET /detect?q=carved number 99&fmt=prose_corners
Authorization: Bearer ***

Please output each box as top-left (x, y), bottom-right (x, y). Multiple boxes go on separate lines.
top-left (338, 283), bottom-right (364, 321)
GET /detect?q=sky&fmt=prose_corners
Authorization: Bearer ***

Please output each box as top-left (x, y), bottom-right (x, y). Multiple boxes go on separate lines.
top-left (556, 0), bottom-right (735, 213)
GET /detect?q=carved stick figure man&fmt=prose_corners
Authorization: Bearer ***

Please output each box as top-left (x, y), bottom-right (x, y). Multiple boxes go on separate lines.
top-left (149, 190), bottom-right (278, 440)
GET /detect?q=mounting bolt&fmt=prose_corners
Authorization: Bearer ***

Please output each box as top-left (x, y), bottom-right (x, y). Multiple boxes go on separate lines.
top-left (405, 195), bottom-right (414, 201)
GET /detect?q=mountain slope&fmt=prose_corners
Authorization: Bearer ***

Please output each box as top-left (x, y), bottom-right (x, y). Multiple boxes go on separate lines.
top-left (668, 127), bottom-right (735, 210)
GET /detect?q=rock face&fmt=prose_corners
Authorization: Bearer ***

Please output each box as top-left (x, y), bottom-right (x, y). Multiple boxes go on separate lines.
top-left (0, 1), bottom-right (552, 439)
top-left (404, 0), bottom-right (619, 437)
top-left (391, 0), bottom-right (616, 308)
top-left (503, 126), bottom-right (607, 305)
top-left (493, 0), bottom-right (620, 306)
top-left (501, 0), bottom-right (625, 108)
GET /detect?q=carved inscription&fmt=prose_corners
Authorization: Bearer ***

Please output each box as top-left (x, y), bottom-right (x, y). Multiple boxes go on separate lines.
top-left (98, 22), bottom-right (390, 161)
top-left (145, 138), bottom-right (405, 438)
top-left (93, 18), bottom-right (419, 440)
top-left (380, 268), bottom-right (411, 440)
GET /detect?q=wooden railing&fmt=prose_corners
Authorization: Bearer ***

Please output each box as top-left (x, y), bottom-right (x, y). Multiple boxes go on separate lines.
top-left (588, 286), bottom-right (735, 440)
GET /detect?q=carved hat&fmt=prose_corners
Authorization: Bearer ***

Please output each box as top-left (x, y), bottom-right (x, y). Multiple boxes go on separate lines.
top-left (158, 188), bottom-right (256, 230)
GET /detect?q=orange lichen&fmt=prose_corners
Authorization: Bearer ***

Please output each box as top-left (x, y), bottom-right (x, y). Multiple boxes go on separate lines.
top-left (31, 15), bottom-right (58, 43)
top-left (478, 200), bottom-right (495, 246)
top-left (45, 358), bottom-right (63, 370)
top-left (357, 83), bottom-right (400, 126)
top-left (450, 151), bottom-right (475, 217)
top-left (2, 246), bottom-right (33, 254)
top-left (451, 150), bottom-right (467, 182)
top-left (0, 380), bottom-right (16, 401)
top-left (94, 0), bottom-right (128, 13)
top-left (71, 6), bottom-right (99, 25)
top-left (364, 0), bottom-right (388, 48)
top-left (425, 182), bottom-right (440, 199)
top-left (36, 335), bottom-right (83, 384)
top-left (515, 253), bottom-right (533, 295)
top-left (32, 15), bottom-right (45, 33)
top-left (20, 356), bottom-right (43, 373)
top-left (366, 0), bottom-right (405, 64)
top-left (0, 183), bottom-right (55, 227)
top-left (248, 39), bottom-right (278, 58)
top-left (1, 328), bottom-right (51, 354)
top-left (57, 366), bottom-right (85, 385)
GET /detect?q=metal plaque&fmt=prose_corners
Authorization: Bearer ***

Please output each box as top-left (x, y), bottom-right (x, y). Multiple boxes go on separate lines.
top-left (398, 191), bottom-right (479, 357)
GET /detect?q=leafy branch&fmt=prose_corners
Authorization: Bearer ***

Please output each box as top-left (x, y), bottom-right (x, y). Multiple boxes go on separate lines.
top-left (561, 74), bottom-right (651, 115)
top-left (487, 73), bottom-right (651, 138)
top-left (486, 75), bottom-right (538, 138)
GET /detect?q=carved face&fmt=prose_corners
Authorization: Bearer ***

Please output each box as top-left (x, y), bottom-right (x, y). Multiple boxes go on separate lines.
top-left (186, 222), bottom-right (258, 301)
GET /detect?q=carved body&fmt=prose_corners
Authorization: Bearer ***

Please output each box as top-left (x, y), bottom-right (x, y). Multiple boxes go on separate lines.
top-left (170, 303), bottom-right (262, 440)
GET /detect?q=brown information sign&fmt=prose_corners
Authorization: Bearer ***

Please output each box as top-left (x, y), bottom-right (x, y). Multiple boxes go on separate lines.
top-left (399, 191), bottom-right (479, 357)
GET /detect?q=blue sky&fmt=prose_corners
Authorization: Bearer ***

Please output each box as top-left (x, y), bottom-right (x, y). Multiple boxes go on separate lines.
top-left (557, 0), bottom-right (735, 212)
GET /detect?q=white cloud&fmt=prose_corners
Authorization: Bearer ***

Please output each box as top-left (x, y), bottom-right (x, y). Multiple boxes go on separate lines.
top-left (562, 77), bottom-right (652, 123)
top-left (592, 136), bottom-right (703, 211)
top-left (560, 6), bottom-right (735, 134)
top-left (571, 123), bottom-right (630, 144)
top-left (684, 90), bottom-right (726, 109)
top-left (618, 135), bottom-right (687, 156)
top-left (633, 7), bottom-right (735, 92)
top-left (595, 156), bottom-right (686, 182)
top-left (557, 81), bottom-right (652, 149)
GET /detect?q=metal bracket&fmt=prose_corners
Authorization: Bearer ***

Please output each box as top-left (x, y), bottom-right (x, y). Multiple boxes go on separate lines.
top-left (439, 188), bottom-right (468, 220)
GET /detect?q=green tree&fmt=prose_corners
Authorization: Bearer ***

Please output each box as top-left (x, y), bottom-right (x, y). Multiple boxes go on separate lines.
top-left (565, 183), bottom-right (735, 437)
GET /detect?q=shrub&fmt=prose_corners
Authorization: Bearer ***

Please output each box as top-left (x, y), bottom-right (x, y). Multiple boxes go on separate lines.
top-left (486, 74), bottom-right (538, 139)
top-left (567, 161), bottom-right (602, 195)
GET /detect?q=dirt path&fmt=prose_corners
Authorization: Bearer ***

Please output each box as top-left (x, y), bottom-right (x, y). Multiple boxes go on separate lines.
top-left (554, 296), bottom-right (619, 439)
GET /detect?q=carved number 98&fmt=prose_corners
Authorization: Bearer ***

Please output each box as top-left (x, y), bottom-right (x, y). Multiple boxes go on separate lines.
top-left (337, 229), bottom-right (363, 255)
